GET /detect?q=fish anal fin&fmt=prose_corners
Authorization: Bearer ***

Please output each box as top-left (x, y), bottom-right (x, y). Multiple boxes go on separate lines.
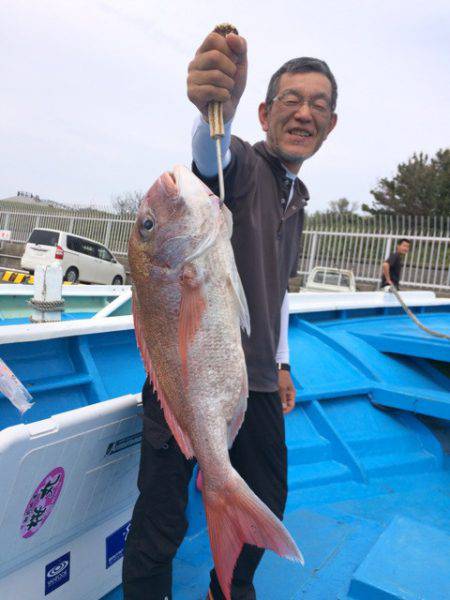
top-left (132, 291), bottom-right (195, 459)
top-left (179, 264), bottom-right (206, 381)
top-left (228, 399), bottom-right (246, 449)
top-left (228, 368), bottom-right (248, 448)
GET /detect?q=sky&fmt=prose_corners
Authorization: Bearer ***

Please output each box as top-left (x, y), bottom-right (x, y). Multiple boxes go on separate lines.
top-left (1, 0), bottom-right (449, 212)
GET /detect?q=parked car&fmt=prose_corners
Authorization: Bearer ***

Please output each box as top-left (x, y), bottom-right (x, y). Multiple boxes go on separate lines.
top-left (301, 267), bottom-right (356, 293)
top-left (20, 229), bottom-right (126, 285)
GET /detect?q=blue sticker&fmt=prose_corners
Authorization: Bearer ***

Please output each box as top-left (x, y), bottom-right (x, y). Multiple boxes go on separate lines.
top-left (45, 552), bottom-right (70, 595)
top-left (106, 521), bottom-right (131, 568)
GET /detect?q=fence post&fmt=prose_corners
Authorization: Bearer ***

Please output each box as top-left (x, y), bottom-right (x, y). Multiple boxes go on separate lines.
top-left (3, 213), bottom-right (11, 231)
top-left (307, 232), bottom-right (318, 274)
top-left (384, 237), bottom-right (392, 260)
top-left (0, 213), bottom-right (10, 250)
top-left (68, 217), bottom-right (74, 233)
top-left (104, 220), bottom-right (112, 248)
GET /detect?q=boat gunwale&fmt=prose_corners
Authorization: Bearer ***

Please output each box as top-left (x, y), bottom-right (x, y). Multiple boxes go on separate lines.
top-left (0, 291), bottom-right (448, 345)
top-left (0, 283), bottom-right (129, 297)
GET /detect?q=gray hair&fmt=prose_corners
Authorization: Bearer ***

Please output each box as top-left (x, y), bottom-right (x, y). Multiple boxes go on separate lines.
top-left (265, 57), bottom-right (338, 112)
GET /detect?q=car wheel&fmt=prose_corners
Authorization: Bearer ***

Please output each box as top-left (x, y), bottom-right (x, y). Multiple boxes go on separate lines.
top-left (112, 275), bottom-right (123, 285)
top-left (65, 267), bottom-right (79, 283)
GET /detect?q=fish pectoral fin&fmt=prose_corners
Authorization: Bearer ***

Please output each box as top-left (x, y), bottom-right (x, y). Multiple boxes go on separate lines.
top-left (179, 264), bottom-right (207, 380)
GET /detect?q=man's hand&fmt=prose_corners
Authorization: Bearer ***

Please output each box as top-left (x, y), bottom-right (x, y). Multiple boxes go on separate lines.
top-left (279, 370), bottom-right (296, 414)
top-left (187, 31), bottom-right (247, 123)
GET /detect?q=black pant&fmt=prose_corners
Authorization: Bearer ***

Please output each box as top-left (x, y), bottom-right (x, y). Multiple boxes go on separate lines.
top-left (122, 379), bottom-right (287, 600)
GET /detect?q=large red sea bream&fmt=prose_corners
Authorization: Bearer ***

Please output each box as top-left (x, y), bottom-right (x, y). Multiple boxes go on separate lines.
top-left (128, 165), bottom-right (303, 599)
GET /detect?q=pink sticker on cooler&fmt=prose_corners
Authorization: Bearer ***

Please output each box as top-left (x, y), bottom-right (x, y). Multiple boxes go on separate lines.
top-left (21, 467), bottom-right (65, 538)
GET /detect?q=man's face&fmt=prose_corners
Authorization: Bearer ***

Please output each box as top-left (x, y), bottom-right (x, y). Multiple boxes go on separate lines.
top-left (259, 71), bottom-right (337, 172)
top-left (397, 241), bottom-right (411, 255)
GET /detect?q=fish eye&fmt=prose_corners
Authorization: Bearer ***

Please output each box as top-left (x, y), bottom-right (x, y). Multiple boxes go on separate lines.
top-left (143, 218), bottom-right (154, 231)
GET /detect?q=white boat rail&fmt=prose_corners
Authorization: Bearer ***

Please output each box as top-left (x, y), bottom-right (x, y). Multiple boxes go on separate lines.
top-left (92, 288), bottom-right (132, 319)
top-left (0, 292), bottom-right (448, 346)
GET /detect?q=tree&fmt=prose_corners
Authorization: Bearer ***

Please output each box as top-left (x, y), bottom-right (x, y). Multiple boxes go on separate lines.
top-left (306, 197), bottom-right (359, 219)
top-left (362, 148), bottom-right (450, 216)
top-left (327, 197), bottom-right (359, 215)
top-left (112, 191), bottom-right (143, 216)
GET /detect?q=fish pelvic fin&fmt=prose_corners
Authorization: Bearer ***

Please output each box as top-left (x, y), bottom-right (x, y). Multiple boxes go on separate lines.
top-left (203, 471), bottom-right (304, 600)
top-left (179, 263), bottom-right (206, 382)
top-left (132, 291), bottom-right (195, 459)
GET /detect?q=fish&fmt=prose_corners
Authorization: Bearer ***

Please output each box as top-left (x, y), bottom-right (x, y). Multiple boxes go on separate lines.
top-left (128, 164), bottom-right (303, 599)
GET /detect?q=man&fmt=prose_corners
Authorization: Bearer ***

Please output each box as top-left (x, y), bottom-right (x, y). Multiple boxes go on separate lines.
top-left (381, 238), bottom-right (411, 290)
top-left (123, 30), bottom-right (337, 599)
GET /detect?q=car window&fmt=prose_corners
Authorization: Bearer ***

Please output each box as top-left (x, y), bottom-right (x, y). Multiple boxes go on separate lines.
top-left (98, 246), bottom-right (113, 261)
top-left (78, 239), bottom-right (98, 257)
top-left (324, 273), bottom-right (339, 286)
top-left (313, 271), bottom-right (324, 284)
top-left (66, 235), bottom-right (80, 251)
top-left (28, 230), bottom-right (59, 247)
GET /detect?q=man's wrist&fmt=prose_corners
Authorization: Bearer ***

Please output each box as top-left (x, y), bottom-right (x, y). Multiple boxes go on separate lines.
top-left (277, 362), bottom-right (291, 372)
top-left (192, 114), bottom-right (233, 178)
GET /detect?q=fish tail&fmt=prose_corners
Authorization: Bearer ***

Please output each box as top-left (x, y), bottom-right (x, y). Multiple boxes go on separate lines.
top-left (203, 470), bottom-right (304, 600)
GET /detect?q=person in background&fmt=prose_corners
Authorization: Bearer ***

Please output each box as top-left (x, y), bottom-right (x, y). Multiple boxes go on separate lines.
top-left (381, 238), bottom-right (411, 290)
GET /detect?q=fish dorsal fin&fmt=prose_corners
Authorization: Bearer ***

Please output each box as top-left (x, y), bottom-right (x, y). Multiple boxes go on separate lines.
top-left (179, 264), bottom-right (206, 382)
top-left (132, 290), bottom-right (194, 459)
top-left (222, 204), bottom-right (233, 238)
top-left (221, 204), bottom-right (250, 335)
top-left (228, 266), bottom-right (251, 336)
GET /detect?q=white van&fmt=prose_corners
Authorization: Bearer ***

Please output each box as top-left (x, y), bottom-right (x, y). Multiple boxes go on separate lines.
top-left (21, 229), bottom-right (126, 285)
top-left (302, 267), bottom-right (357, 293)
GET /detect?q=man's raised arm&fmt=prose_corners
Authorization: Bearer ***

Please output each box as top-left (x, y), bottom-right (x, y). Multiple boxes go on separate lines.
top-left (187, 30), bottom-right (247, 177)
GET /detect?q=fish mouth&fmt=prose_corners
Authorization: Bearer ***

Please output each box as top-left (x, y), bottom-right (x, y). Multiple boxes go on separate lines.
top-left (161, 171), bottom-right (178, 196)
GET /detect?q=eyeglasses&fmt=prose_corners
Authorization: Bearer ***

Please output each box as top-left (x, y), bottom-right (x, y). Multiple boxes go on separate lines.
top-left (271, 91), bottom-right (331, 116)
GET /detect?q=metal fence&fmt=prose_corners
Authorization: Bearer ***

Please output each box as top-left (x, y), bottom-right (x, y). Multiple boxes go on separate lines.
top-left (299, 214), bottom-right (450, 290)
top-left (0, 206), bottom-right (449, 290)
top-left (0, 206), bottom-right (134, 257)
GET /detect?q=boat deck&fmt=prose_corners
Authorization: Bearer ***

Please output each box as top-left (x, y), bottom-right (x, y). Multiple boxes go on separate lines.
top-left (102, 294), bottom-right (450, 600)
